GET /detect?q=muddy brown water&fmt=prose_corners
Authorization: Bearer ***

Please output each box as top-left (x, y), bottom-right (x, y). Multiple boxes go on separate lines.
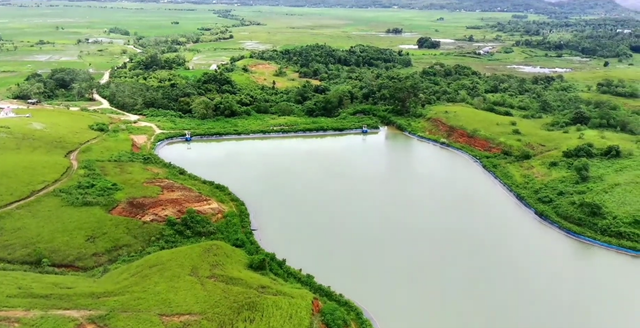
top-left (157, 128), bottom-right (640, 328)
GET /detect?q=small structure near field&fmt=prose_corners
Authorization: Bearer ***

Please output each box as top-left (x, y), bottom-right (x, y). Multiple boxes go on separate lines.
top-left (476, 47), bottom-right (494, 55)
top-left (27, 99), bottom-right (40, 105)
top-left (0, 107), bottom-right (31, 119)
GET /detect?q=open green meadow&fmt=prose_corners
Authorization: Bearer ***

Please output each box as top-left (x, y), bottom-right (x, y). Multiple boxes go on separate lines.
top-left (0, 109), bottom-right (106, 207)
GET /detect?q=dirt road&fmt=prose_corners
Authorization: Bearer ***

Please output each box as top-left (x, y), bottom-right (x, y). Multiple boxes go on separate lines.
top-left (0, 137), bottom-right (99, 213)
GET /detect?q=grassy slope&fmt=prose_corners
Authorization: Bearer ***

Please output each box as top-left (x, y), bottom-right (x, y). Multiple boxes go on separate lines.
top-left (0, 241), bottom-right (314, 328)
top-left (0, 109), bottom-right (106, 207)
top-left (412, 104), bottom-right (640, 249)
top-left (0, 125), bottom-right (161, 268)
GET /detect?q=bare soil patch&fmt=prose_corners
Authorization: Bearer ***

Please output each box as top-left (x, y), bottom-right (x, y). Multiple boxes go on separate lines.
top-left (76, 323), bottom-right (100, 328)
top-left (129, 135), bottom-right (148, 153)
top-left (249, 63), bottom-right (277, 72)
top-left (429, 118), bottom-right (502, 153)
top-left (110, 179), bottom-right (225, 222)
top-left (0, 318), bottom-right (19, 327)
top-left (160, 315), bottom-right (201, 323)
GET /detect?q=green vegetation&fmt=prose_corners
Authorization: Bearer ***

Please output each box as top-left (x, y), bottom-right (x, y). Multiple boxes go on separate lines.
top-left (0, 241), bottom-right (315, 328)
top-left (3, 2), bottom-right (640, 327)
top-left (0, 109), bottom-right (106, 207)
top-left (491, 18), bottom-right (640, 60)
top-left (596, 78), bottom-right (640, 98)
top-left (11, 68), bottom-right (97, 101)
top-left (397, 104), bottom-right (640, 250)
top-left (416, 36), bottom-right (441, 49)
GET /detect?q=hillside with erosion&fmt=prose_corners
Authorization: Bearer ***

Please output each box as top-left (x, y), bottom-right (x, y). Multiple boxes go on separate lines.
top-left (0, 2), bottom-right (640, 327)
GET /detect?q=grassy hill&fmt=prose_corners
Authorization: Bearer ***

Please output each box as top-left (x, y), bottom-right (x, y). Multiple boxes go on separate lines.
top-left (0, 109), bottom-right (107, 207)
top-left (0, 241), bottom-right (314, 328)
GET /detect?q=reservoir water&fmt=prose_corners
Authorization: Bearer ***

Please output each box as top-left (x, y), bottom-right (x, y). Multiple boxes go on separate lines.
top-left (158, 128), bottom-right (640, 328)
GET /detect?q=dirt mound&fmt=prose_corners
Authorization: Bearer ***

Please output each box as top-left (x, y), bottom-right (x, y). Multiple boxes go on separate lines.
top-left (312, 298), bottom-right (323, 314)
top-left (430, 118), bottom-right (502, 153)
top-left (129, 135), bottom-right (148, 153)
top-left (110, 179), bottom-right (225, 222)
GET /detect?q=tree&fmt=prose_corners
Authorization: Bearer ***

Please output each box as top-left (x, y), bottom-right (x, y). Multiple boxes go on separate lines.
top-left (573, 159), bottom-right (591, 182)
top-left (191, 96), bottom-right (214, 119)
top-left (416, 36), bottom-right (441, 49)
top-left (604, 60), bottom-right (610, 67)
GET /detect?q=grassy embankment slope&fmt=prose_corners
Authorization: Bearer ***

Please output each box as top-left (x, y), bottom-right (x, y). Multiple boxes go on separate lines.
top-left (397, 104), bottom-right (640, 249)
top-left (0, 109), bottom-right (106, 207)
top-left (0, 241), bottom-right (314, 328)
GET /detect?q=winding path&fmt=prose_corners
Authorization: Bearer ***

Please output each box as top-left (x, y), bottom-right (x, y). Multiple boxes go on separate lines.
top-left (0, 137), bottom-right (100, 213)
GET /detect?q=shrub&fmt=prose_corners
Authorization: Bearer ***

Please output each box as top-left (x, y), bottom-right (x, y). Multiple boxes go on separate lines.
top-left (562, 143), bottom-right (596, 159)
top-left (511, 128), bottom-right (522, 135)
top-left (89, 122), bottom-right (109, 132)
top-left (573, 158), bottom-right (590, 182)
top-left (601, 144), bottom-right (622, 158)
top-left (321, 302), bottom-right (351, 328)
top-left (516, 149), bottom-right (533, 161)
top-left (55, 161), bottom-right (122, 207)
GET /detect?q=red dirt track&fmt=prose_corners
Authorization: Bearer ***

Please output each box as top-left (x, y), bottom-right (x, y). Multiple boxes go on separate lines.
top-left (430, 118), bottom-right (502, 153)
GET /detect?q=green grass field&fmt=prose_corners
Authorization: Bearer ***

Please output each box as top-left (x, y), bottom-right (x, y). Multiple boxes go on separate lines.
top-left (1, 2), bottom-right (638, 92)
top-left (0, 125), bottom-right (162, 268)
top-left (0, 241), bottom-right (313, 328)
top-left (0, 109), bottom-right (106, 207)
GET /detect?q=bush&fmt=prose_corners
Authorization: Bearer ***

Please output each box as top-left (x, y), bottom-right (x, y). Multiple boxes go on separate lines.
top-left (516, 149), bottom-right (533, 161)
top-left (601, 144), bottom-right (622, 158)
top-left (573, 158), bottom-right (590, 182)
top-left (55, 161), bottom-right (122, 207)
top-left (562, 143), bottom-right (596, 159)
top-left (89, 122), bottom-right (109, 132)
top-left (321, 302), bottom-right (351, 328)
top-left (511, 128), bottom-right (522, 135)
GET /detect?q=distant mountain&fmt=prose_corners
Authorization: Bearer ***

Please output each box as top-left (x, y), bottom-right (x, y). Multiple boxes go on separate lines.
top-left (200, 0), bottom-right (636, 15)
top-left (613, 0), bottom-right (640, 10)
top-left (545, 0), bottom-right (639, 12)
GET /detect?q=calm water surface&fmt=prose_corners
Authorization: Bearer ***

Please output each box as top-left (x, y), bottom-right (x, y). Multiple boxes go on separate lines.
top-left (158, 128), bottom-right (640, 328)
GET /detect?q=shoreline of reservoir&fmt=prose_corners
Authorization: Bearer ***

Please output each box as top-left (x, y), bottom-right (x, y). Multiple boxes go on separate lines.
top-left (154, 129), bottom-right (381, 152)
top-left (155, 129), bottom-right (383, 328)
top-left (402, 131), bottom-right (640, 257)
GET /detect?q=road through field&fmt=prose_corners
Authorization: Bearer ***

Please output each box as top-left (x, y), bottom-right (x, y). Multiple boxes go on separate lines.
top-left (0, 137), bottom-right (100, 213)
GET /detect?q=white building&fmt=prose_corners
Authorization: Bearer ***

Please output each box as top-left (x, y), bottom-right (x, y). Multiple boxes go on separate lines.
top-left (477, 46), bottom-right (494, 55)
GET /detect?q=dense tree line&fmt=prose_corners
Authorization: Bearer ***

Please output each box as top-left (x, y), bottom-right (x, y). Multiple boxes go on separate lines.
top-left (490, 18), bottom-right (640, 59)
top-left (596, 78), bottom-right (640, 98)
top-left (250, 44), bottom-right (413, 80)
top-left (11, 68), bottom-right (96, 101)
top-left (209, 9), bottom-right (264, 27)
top-left (107, 26), bottom-right (130, 36)
top-left (100, 44), bottom-right (640, 137)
